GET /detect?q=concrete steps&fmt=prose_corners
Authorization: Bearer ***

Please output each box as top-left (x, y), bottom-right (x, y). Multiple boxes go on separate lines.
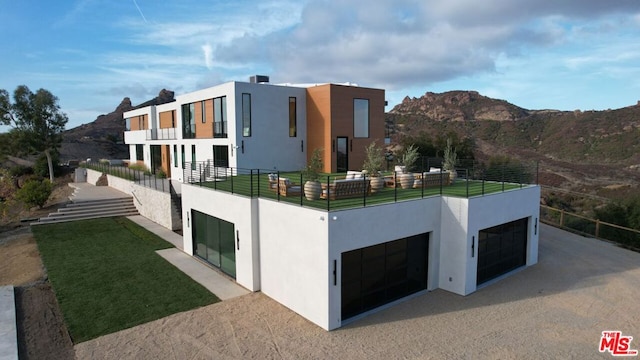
top-left (32, 196), bottom-right (139, 225)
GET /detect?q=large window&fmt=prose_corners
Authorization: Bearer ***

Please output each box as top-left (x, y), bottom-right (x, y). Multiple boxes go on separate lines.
top-left (173, 145), bottom-right (177, 167)
top-left (181, 145), bottom-right (185, 169)
top-left (213, 145), bottom-right (229, 168)
top-left (191, 145), bottom-right (196, 170)
top-left (125, 118), bottom-right (131, 131)
top-left (201, 101), bottom-right (206, 123)
top-left (353, 98), bottom-right (369, 138)
top-left (135, 144), bottom-right (144, 161)
top-left (214, 96), bottom-right (227, 138)
top-left (182, 103), bottom-right (195, 139)
top-left (242, 93), bottom-right (251, 137)
top-left (192, 210), bottom-right (236, 278)
top-left (289, 97), bottom-right (297, 137)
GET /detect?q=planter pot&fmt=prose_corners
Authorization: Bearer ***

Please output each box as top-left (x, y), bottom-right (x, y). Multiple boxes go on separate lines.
top-left (304, 181), bottom-right (322, 200)
top-left (394, 165), bottom-right (406, 174)
top-left (370, 177), bottom-right (384, 192)
top-left (399, 173), bottom-right (414, 189)
top-left (448, 170), bottom-right (457, 184)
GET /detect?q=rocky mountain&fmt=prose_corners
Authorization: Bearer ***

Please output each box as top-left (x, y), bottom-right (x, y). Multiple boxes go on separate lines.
top-left (59, 89), bottom-right (175, 162)
top-left (387, 90), bottom-right (640, 196)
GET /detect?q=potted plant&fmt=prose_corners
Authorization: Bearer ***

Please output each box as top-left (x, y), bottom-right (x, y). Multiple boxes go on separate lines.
top-left (398, 144), bottom-right (419, 189)
top-left (443, 138), bottom-right (458, 183)
top-left (303, 148), bottom-right (323, 200)
top-left (362, 141), bottom-right (385, 192)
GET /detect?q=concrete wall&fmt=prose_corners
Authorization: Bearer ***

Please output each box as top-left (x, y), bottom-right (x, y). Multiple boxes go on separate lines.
top-left (181, 184), bottom-right (260, 291)
top-left (85, 168), bottom-right (180, 230)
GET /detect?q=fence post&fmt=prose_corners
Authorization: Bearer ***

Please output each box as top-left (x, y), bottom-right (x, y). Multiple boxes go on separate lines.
top-left (560, 210), bottom-right (565, 227)
top-left (595, 219), bottom-right (600, 238)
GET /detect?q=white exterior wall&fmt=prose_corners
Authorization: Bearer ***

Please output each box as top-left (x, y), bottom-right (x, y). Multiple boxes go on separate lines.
top-left (233, 83), bottom-right (307, 171)
top-left (258, 200), bottom-right (331, 329)
top-left (181, 184), bottom-right (260, 291)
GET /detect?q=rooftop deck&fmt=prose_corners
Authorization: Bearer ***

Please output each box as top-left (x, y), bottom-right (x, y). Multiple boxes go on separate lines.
top-left (183, 164), bottom-right (535, 211)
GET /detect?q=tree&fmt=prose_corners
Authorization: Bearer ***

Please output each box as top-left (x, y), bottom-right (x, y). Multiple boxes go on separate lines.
top-left (0, 86), bottom-right (68, 182)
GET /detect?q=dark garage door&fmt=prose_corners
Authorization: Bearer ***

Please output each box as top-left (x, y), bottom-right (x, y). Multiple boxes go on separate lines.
top-left (477, 218), bottom-right (528, 285)
top-left (341, 233), bottom-right (429, 320)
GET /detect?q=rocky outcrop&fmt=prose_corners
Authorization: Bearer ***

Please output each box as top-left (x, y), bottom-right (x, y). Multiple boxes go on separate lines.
top-left (391, 90), bottom-right (531, 121)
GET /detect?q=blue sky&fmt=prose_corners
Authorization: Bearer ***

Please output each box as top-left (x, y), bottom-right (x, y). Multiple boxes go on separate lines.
top-left (1, 0), bottom-right (640, 130)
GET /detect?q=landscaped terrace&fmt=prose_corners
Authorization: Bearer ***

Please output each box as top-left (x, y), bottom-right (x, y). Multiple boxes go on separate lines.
top-left (183, 161), bottom-right (538, 211)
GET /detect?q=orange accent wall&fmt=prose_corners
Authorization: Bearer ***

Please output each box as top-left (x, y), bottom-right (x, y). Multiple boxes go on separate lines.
top-left (129, 114), bottom-right (148, 131)
top-left (161, 145), bottom-right (171, 177)
top-left (305, 84), bottom-right (385, 173)
top-left (195, 99), bottom-right (214, 138)
top-left (159, 110), bottom-right (175, 129)
top-left (306, 85), bottom-right (333, 173)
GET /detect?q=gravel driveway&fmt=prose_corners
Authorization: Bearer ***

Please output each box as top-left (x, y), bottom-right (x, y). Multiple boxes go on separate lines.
top-left (75, 224), bottom-right (640, 359)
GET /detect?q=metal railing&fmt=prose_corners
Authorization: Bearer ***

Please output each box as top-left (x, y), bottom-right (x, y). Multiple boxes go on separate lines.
top-left (83, 161), bottom-right (171, 193)
top-left (540, 205), bottom-right (640, 250)
top-left (146, 128), bottom-right (177, 140)
top-left (182, 161), bottom-right (538, 211)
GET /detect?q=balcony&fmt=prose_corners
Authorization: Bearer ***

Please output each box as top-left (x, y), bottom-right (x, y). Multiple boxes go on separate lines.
top-left (146, 128), bottom-right (177, 140)
top-left (183, 161), bottom-right (539, 211)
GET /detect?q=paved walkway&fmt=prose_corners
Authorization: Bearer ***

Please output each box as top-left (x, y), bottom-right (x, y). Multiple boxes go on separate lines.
top-left (0, 286), bottom-right (17, 360)
top-left (126, 215), bottom-right (249, 300)
top-left (68, 182), bottom-right (131, 202)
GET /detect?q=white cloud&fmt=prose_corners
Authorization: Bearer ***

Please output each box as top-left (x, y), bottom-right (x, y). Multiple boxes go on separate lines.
top-left (202, 43), bottom-right (213, 70)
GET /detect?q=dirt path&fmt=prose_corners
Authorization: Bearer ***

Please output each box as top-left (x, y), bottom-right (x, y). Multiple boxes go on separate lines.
top-left (74, 224), bottom-right (640, 359)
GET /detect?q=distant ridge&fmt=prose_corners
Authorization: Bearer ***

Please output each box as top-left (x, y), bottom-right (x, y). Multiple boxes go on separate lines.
top-left (59, 89), bottom-right (175, 161)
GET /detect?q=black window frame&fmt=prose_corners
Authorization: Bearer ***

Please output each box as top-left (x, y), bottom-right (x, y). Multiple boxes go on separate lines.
top-left (242, 93), bottom-right (251, 137)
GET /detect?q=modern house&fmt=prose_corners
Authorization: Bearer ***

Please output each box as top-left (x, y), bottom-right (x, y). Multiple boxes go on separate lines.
top-left (123, 77), bottom-right (540, 330)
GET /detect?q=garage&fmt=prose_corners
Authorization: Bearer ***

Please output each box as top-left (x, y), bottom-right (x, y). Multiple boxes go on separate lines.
top-left (477, 217), bottom-right (528, 285)
top-left (341, 233), bottom-right (429, 320)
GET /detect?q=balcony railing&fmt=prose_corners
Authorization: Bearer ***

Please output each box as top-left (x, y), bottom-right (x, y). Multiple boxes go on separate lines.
top-left (146, 128), bottom-right (177, 140)
top-left (183, 161), bottom-right (539, 211)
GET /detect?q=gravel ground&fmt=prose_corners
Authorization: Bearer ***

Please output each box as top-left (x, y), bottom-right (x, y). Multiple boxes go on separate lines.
top-left (74, 224), bottom-right (640, 359)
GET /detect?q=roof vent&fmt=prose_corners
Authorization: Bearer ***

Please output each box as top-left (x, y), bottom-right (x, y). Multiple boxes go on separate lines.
top-left (250, 75), bottom-right (270, 84)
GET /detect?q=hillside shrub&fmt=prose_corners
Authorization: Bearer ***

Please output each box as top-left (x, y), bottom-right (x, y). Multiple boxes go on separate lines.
top-left (15, 179), bottom-right (52, 208)
top-left (34, 153), bottom-right (61, 178)
top-left (8, 165), bottom-right (33, 177)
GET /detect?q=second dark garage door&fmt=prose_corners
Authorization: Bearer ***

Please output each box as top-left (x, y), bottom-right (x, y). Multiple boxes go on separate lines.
top-left (477, 217), bottom-right (528, 285)
top-left (341, 233), bottom-right (429, 320)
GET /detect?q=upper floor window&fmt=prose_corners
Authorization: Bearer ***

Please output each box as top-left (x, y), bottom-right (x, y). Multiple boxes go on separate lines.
top-left (214, 96), bottom-right (227, 138)
top-left (182, 103), bottom-right (195, 139)
top-left (125, 118), bottom-right (131, 131)
top-left (201, 101), bottom-right (206, 123)
top-left (353, 99), bottom-right (369, 138)
top-left (289, 97), bottom-right (297, 137)
top-left (242, 93), bottom-right (251, 137)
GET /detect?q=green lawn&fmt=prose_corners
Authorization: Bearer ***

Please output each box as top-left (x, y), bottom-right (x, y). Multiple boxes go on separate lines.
top-left (190, 171), bottom-right (528, 210)
top-left (32, 217), bottom-right (219, 343)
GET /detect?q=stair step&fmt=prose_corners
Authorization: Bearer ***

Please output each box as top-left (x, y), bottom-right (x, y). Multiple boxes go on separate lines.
top-left (66, 197), bottom-right (134, 207)
top-left (31, 211), bottom-right (140, 225)
top-left (38, 209), bottom-right (139, 222)
top-left (58, 203), bottom-right (135, 213)
top-left (53, 206), bottom-right (137, 217)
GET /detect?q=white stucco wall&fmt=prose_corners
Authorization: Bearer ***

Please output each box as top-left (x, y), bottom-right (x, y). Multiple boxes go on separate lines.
top-left (233, 82), bottom-right (307, 171)
top-left (181, 184), bottom-right (260, 291)
top-left (258, 200), bottom-right (331, 329)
